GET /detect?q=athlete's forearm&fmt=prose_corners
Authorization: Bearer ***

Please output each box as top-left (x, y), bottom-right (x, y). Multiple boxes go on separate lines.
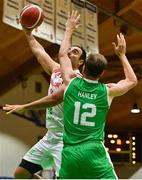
top-left (25, 32), bottom-right (44, 55)
top-left (23, 96), bottom-right (60, 110)
top-left (59, 28), bottom-right (73, 84)
top-left (24, 86), bottom-right (64, 110)
top-left (23, 97), bottom-right (51, 110)
top-left (119, 54), bottom-right (137, 86)
top-left (59, 29), bottom-right (72, 58)
top-left (24, 32), bottom-right (59, 74)
top-left (108, 54), bottom-right (138, 97)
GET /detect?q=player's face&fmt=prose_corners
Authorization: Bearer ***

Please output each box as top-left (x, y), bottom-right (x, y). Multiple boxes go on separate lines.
top-left (68, 46), bottom-right (83, 68)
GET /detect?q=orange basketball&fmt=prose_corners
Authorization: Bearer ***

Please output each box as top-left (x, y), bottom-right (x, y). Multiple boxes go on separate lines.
top-left (20, 4), bottom-right (44, 29)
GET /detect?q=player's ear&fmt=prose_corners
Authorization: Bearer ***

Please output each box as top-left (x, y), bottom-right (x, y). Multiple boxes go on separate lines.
top-left (100, 70), bottom-right (105, 77)
top-left (78, 59), bottom-right (84, 66)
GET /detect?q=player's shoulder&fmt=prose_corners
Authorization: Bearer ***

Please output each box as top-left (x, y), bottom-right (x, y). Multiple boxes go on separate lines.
top-left (106, 82), bottom-right (119, 99)
top-left (106, 83), bottom-right (117, 88)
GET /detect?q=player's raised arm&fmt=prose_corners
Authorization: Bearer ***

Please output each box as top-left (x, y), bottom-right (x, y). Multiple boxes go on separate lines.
top-left (59, 10), bottom-right (80, 85)
top-left (23, 29), bottom-right (59, 75)
top-left (108, 33), bottom-right (137, 97)
top-left (3, 85), bottom-right (65, 114)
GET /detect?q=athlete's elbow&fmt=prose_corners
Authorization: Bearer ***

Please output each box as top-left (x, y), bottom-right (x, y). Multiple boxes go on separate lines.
top-left (131, 77), bottom-right (138, 87)
top-left (129, 78), bottom-right (138, 89)
top-left (133, 80), bottom-right (138, 87)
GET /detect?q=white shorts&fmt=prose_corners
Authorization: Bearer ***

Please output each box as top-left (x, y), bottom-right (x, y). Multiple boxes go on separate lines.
top-left (23, 131), bottom-right (63, 176)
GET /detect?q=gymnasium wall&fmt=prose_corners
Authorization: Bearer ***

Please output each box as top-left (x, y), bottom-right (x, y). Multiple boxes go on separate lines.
top-left (0, 73), bottom-right (48, 177)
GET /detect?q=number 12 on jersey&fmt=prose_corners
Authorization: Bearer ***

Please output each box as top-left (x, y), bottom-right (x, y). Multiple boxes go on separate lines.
top-left (73, 101), bottom-right (96, 127)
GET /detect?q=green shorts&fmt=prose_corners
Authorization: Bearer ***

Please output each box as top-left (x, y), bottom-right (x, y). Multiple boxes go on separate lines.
top-left (59, 141), bottom-right (118, 179)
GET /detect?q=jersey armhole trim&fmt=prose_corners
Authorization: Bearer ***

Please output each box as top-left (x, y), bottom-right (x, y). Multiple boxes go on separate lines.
top-left (105, 84), bottom-right (111, 107)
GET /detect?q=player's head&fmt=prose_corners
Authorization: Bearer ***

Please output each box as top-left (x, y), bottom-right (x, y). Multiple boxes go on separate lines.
top-left (67, 46), bottom-right (86, 69)
top-left (83, 53), bottom-right (108, 79)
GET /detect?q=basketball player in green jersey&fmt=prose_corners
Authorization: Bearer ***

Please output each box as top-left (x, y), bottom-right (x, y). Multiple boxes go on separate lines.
top-left (57, 11), bottom-right (137, 179)
top-left (3, 11), bottom-right (137, 179)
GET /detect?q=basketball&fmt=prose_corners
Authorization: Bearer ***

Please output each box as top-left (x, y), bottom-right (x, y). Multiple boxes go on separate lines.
top-left (20, 4), bottom-right (44, 29)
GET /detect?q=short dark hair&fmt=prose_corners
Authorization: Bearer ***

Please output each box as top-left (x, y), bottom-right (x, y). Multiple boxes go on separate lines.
top-left (77, 46), bottom-right (86, 66)
top-left (84, 53), bottom-right (108, 78)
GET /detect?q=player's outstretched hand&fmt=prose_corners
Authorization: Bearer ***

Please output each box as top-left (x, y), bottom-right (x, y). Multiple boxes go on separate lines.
top-left (3, 104), bottom-right (25, 114)
top-left (22, 25), bottom-right (33, 35)
top-left (112, 33), bottom-right (126, 57)
top-left (66, 10), bottom-right (80, 32)
top-left (16, 16), bottom-right (33, 35)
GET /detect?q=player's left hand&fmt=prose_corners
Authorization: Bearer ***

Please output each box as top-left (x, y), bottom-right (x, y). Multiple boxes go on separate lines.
top-left (66, 10), bottom-right (80, 32)
top-left (112, 33), bottom-right (126, 57)
top-left (3, 104), bottom-right (25, 114)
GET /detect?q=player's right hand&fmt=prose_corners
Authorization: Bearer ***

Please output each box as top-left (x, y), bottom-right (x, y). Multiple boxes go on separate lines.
top-left (16, 16), bottom-right (33, 35)
top-left (22, 26), bottom-right (33, 35)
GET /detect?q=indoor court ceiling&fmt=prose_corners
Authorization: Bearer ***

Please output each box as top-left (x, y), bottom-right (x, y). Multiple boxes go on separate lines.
top-left (0, 0), bottom-right (142, 131)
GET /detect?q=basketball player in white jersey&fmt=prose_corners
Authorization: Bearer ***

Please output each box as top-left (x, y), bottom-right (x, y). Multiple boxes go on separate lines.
top-left (4, 14), bottom-right (86, 178)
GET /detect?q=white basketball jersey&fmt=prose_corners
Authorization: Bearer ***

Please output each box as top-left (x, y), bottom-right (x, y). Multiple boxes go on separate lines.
top-left (46, 69), bottom-right (64, 132)
top-left (46, 69), bottom-right (81, 134)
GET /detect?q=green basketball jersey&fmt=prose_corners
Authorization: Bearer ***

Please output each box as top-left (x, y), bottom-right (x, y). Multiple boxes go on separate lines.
top-left (63, 77), bottom-right (110, 145)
